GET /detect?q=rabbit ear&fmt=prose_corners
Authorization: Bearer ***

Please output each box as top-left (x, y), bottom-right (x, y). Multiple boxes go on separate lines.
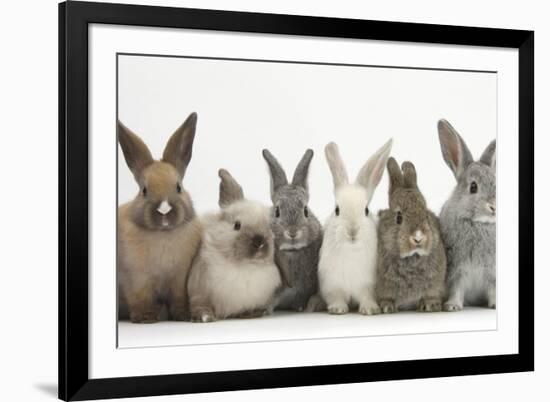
top-left (162, 112), bottom-right (198, 178)
top-left (437, 119), bottom-right (473, 180)
top-left (262, 149), bottom-right (288, 200)
top-left (401, 161), bottom-right (418, 189)
top-left (387, 157), bottom-right (403, 196)
top-left (117, 120), bottom-right (154, 180)
top-left (480, 139), bottom-right (496, 170)
top-left (356, 139), bottom-right (393, 201)
top-left (291, 149), bottom-right (314, 191)
top-left (218, 169), bottom-right (244, 208)
top-left (325, 142), bottom-right (349, 189)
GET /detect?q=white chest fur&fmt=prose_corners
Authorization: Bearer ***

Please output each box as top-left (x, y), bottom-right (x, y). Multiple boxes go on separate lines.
top-left (204, 254), bottom-right (281, 318)
top-left (318, 232), bottom-right (378, 302)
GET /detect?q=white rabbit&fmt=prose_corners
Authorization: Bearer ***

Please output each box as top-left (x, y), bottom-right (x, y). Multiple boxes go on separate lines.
top-left (318, 140), bottom-right (393, 315)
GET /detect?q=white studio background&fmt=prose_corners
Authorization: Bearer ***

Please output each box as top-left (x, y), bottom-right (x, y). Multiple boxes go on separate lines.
top-left (118, 55), bottom-right (496, 216)
top-left (0, 1), bottom-right (547, 402)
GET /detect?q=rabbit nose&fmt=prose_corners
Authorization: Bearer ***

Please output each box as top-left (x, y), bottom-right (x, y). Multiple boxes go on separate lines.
top-left (410, 230), bottom-right (425, 245)
top-left (347, 228), bottom-right (358, 239)
top-left (285, 230), bottom-right (297, 239)
top-left (487, 202), bottom-right (496, 214)
top-left (157, 200), bottom-right (172, 215)
top-left (285, 230), bottom-right (302, 240)
top-left (252, 235), bottom-right (266, 249)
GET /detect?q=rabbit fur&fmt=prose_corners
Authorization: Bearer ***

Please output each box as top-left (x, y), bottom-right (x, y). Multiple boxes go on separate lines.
top-left (117, 113), bottom-right (202, 323)
top-left (437, 119), bottom-right (496, 310)
top-left (318, 139), bottom-right (393, 315)
top-left (376, 158), bottom-right (447, 313)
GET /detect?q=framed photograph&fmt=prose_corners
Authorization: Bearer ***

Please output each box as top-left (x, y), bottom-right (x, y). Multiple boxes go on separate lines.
top-left (59, 1), bottom-right (534, 400)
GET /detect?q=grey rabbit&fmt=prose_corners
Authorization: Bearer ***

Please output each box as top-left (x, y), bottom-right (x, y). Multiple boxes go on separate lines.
top-left (262, 149), bottom-right (323, 312)
top-left (437, 119), bottom-right (496, 311)
top-left (376, 158), bottom-right (447, 313)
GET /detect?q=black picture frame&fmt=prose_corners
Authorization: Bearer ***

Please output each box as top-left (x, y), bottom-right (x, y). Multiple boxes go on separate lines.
top-left (59, 1), bottom-right (534, 400)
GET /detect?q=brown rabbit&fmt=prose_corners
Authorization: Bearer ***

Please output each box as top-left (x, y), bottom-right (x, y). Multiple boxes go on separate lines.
top-left (117, 113), bottom-right (202, 323)
top-left (376, 158), bottom-right (447, 313)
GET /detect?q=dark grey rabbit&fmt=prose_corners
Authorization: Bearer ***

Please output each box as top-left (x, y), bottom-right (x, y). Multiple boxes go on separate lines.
top-left (437, 119), bottom-right (496, 311)
top-left (262, 149), bottom-right (323, 312)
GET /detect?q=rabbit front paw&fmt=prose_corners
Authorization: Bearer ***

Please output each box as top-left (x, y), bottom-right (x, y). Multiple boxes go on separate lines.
top-left (328, 303), bottom-right (349, 315)
top-left (418, 299), bottom-right (442, 312)
top-left (359, 302), bottom-right (380, 316)
top-left (379, 300), bottom-right (396, 314)
top-left (191, 307), bottom-right (216, 323)
top-left (443, 302), bottom-right (463, 312)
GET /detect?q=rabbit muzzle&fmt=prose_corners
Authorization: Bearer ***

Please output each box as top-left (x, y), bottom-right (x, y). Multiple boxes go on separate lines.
top-left (400, 228), bottom-right (431, 258)
top-left (249, 234), bottom-right (271, 259)
top-left (252, 235), bottom-right (266, 249)
top-left (154, 200), bottom-right (177, 229)
top-left (474, 200), bottom-right (496, 223)
top-left (346, 227), bottom-right (359, 243)
top-left (280, 229), bottom-right (307, 251)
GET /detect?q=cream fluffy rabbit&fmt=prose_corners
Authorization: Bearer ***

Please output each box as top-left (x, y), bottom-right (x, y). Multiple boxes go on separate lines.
top-left (187, 169), bottom-right (289, 322)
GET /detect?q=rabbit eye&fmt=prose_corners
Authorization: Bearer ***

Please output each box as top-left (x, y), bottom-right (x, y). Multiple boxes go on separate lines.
top-left (176, 183), bottom-right (182, 193)
top-left (396, 211), bottom-right (403, 225)
top-left (470, 181), bottom-right (478, 194)
top-left (304, 206), bottom-right (309, 218)
top-left (335, 206), bottom-right (340, 216)
top-left (234, 221), bottom-right (241, 231)
top-left (142, 187), bottom-right (147, 197)
top-left (275, 207), bottom-right (280, 218)
top-left (365, 206), bottom-right (369, 217)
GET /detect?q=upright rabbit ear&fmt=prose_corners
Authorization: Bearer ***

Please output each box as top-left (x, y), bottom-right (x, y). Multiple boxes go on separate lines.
top-left (291, 149), bottom-right (314, 191)
top-left (262, 149), bottom-right (288, 200)
top-left (387, 157), bottom-right (403, 196)
top-left (117, 121), bottom-right (154, 180)
top-left (480, 139), bottom-right (496, 170)
top-left (325, 142), bottom-right (349, 189)
top-left (401, 161), bottom-right (418, 189)
top-left (218, 169), bottom-right (244, 208)
top-left (356, 139), bottom-right (393, 202)
top-left (162, 112), bottom-right (198, 178)
top-left (437, 119), bottom-right (473, 180)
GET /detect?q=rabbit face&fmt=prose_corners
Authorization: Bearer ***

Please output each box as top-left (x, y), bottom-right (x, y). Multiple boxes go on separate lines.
top-left (333, 185), bottom-right (372, 244)
top-left (210, 200), bottom-right (274, 262)
top-left (385, 158), bottom-right (436, 259)
top-left (437, 119), bottom-right (496, 225)
top-left (215, 169), bottom-right (275, 262)
top-left (262, 149), bottom-right (320, 251)
top-left (389, 189), bottom-right (434, 258)
top-left (118, 113), bottom-right (198, 232)
top-left (270, 186), bottom-right (312, 251)
top-left (455, 162), bottom-right (496, 223)
top-left (131, 162), bottom-right (194, 230)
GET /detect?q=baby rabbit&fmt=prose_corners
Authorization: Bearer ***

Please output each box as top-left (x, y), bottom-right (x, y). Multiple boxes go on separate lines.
top-left (262, 149), bottom-right (323, 312)
top-left (376, 158), bottom-right (447, 313)
top-left (117, 113), bottom-right (202, 323)
top-left (187, 169), bottom-right (289, 322)
top-left (318, 140), bottom-right (393, 315)
top-left (437, 119), bottom-right (496, 310)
